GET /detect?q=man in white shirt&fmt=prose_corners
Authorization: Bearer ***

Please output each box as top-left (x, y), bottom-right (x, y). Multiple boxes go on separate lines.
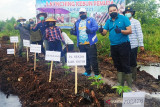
top-left (123, 7), bottom-right (144, 81)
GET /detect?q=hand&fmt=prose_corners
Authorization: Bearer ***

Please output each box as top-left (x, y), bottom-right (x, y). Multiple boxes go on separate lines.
top-left (99, 25), bottom-right (103, 33)
top-left (86, 28), bottom-right (91, 34)
top-left (140, 46), bottom-right (144, 52)
top-left (115, 26), bottom-right (121, 33)
top-left (14, 24), bottom-right (16, 27)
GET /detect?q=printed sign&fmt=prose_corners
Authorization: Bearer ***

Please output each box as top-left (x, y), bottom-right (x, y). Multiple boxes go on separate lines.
top-left (45, 51), bottom-right (61, 61)
top-left (10, 36), bottom-right (19, 43)
top-left (67, 52), bottom-right (86, 66)
top-left (23, 40), bottom-right (30, 47)
top-left (123, 92), bottom-right (145, 107)
top-left (30, 44), bottom-right (41, 53)
top-left (7, 49), bottom-right (14, 54)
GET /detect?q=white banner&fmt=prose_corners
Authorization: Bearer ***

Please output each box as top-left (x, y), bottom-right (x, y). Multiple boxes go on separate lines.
top-left (23, 40), bottom-right (30, 47)
top-left (67, 52), bottom-right (86, 66)
top-left (30, 44), bottom-right (41, 53)
top-left (45, 51), bottom-right (61, 61)
top-left (123, 92), bottom-right (145, 107)
top-left (7, 49), bottom-right (14, 54)
top-left (10, 36), bottom-right (19, 43)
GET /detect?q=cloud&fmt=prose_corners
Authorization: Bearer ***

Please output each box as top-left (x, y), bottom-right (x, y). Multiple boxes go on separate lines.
top-left (0, 0), bottom-right (36, 21)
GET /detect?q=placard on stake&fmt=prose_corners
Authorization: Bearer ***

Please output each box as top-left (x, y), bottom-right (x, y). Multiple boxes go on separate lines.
top-left (30, 44), bottom-right (41, 71)
top-left (23, 39), bottom-right (30, 62)
top-left (45, 51), bottom-right (61, 82)
top-left (67, 52), bottom-right (86, 94)
top-left (10, 36), bottom-right (19, 56)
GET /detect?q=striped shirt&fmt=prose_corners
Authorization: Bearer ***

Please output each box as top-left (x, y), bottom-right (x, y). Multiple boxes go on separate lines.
top-left (129, 18), bottom-right (144, 49)
top-left (45, 26), bottom-right (64, 43)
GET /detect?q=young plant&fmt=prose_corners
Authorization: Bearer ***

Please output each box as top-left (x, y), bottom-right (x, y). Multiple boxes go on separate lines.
top-left (88, 75), bottom-right (104, 88)
top-left (61, 65), bottom-right (70, 69)
top-left (112, 86), bottom-right (132, 97)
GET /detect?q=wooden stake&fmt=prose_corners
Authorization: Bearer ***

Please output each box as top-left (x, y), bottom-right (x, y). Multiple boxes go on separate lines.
top-left (27, 47), bottom-right (29, 62)
top-left (14, 43), bottom-right (15, 56)
top-left (34, 52), bottom-right (36, 71)
top-left (49, 61), bottom-right (53, 82)
top-left (75, 65), bottom-right (77, 94)
top-left (16, 43), bottom-right (17, 49)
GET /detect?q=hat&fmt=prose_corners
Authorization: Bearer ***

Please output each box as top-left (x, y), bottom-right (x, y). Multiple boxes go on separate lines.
top-left (17, 17), bottom-right (26, 22)
top-left (123, 7), bottom-right (135, 16)
top-left (46, 17), bottom-right (56, 22)
top-left (36, 12), bottom-right (47, 19)
top-left (79, 8), bottom-right (86, 12)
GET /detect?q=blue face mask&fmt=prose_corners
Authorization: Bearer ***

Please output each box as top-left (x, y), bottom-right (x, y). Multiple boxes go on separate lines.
top-left (39, 16), bottom-right (44, 21)
top-left (80, 15), bottom-right (87, 19)
top-left (125, 13), bottom-right (132, 18)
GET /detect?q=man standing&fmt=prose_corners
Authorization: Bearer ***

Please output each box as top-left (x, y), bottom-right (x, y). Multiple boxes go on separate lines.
top-left (14, 17), bottom-right (30, 57)
top-left (123, 7), bottom-right (144, 81)
top-left (31, 13), bottom-right (49, 51)
top-left (99, 4), bottom-right (132, 87)
top-left (70, 8), bottom-right (100, 77)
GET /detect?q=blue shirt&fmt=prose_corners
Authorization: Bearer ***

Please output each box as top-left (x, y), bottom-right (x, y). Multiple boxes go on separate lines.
top-left (79, 19), bottom-right (89, 43)
top-left (104, 14), bottom-right (131, 46)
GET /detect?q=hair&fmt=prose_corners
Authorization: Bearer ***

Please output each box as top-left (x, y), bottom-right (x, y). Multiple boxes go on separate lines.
top-left (108, 4), bottom-right (118, 11)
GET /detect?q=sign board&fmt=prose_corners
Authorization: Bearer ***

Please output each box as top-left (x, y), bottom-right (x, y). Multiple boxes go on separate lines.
top-left (7, 49), bottom-right (14, 54)
top-left (23, 40), bottom-right (30, 47)
top-left (67, 52), bottom-right (86, 66)
top-left (123, 92), bottom-right (145, 107)
top-left (45, 51), bottom-right (61, 61)
top-left (10, 36), bottom-right (19, 43)
top-left (30, 44), bottom-right (41, 53)
top-left (36, 0), bottom-right (125, 28)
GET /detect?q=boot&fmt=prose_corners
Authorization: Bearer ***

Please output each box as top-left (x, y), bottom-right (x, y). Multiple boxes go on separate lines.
top-left (131, 67), bottom-right (137, 81)
top-left (125, 73), bottom-right (132, 88)
top-left (61, 57), bottom-right (66, 66)
top-left (117, 72), bottom-right (124, 86)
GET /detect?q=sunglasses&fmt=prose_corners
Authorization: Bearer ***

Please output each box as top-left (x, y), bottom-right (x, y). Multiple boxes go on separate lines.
top-left (79, 12), bottom-right (85, 14)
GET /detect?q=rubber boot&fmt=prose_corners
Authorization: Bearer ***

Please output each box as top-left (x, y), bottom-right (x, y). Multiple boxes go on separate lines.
top-left (117, 72), bottom-right (124, 86)
top-left (131, 67), bottom-right (137, 81)
top-left (61, 57), bottom-right (66, 66)
top-left (125, 73), bottom-right (132, 88)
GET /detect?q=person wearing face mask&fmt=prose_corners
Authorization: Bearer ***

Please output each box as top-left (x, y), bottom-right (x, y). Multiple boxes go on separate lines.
top-left (123, 7), bottom-right (144, 82)
top-left (45, 17), bottom-right (65, 52)
top-left (14, 17), bottom-right (30, 57)
top-left (99, 4), bottom-right (132, 88)
top-left (31, 13), bottom-right (49, 52)
top-left (70, 8), bottom-right (100, 77)
top-left (26, 19), bottom-right (45, 56)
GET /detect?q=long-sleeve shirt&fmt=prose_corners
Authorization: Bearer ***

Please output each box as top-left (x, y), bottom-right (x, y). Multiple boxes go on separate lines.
top-left (45, 26), bottom-right (65, 44)
top-left (129, 18), bottom-right (144, 49)
top-left (62, 32), bottom-right (74, 44)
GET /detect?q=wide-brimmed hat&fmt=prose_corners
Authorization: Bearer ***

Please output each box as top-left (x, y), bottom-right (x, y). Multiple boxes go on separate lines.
top-left (17, 17), bottom-right (26, 22)
top-left (36, 12), bottom-right (47, 19)
top-left (123, 7), bottom-right (135, 16)
top-left (46, 17), bottom-right (56, 22)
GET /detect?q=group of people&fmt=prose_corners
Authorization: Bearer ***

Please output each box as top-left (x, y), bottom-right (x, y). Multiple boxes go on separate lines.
top-left (15, 4), bottom-right (144, 88)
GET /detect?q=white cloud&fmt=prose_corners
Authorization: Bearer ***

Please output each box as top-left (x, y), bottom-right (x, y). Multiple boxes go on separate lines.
top-left (0, 0), bottom-right (36, 21)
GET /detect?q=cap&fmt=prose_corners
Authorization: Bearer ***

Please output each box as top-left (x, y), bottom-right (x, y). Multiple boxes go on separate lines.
top-left (79, 8), bottom-right (86, 12)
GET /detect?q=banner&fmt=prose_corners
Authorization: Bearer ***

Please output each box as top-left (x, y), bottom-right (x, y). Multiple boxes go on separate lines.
top-left (36, 0), bottom-right (125, 28)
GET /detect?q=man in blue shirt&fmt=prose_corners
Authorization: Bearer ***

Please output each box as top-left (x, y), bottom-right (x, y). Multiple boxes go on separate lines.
top-left (99, 4), bottom-right (132, 87)
top-left (70, 8), bottom-right (99, 77)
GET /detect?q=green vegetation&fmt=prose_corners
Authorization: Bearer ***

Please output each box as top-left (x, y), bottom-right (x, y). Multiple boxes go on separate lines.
top-left (112, 86), bottom-right (132, 97)
top-left (88, 75), bottom-right (104, 88)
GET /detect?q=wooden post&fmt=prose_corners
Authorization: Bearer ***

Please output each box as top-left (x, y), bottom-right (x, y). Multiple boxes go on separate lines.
top-left (34, 52), bottom-right (36, 71)
top-left (49, 61), bottom-right (53, 82)
top-left (16, 43), bottom-right (17, 49)
top-left (75, 65), bottom-right (77, 94)
top-left (27, 47), bottom-right (29, 62)
top-left (14, 43), bottom-right (15, 56)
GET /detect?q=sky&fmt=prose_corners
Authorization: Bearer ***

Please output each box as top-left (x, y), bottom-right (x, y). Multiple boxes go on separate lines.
top-left (0, 0), bottom-right (159, 21)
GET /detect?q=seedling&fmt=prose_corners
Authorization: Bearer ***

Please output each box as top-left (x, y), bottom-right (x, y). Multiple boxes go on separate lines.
top-left (112, 86), bottom-right (132, 97)
top-left (88, 75), bottom-right (104, 88)
top-left (61, 65), bottom-right (70, 69)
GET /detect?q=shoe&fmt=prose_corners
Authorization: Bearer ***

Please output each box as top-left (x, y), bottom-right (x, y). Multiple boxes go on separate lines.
top-left (125, 73), bottom-right (132, 88)
top-left (131, 67), bottom-right (137, 81)
top-left (116, 72), bottom-right (124, 86)
top-left (94, 75), bottom-right (101, 79)
top-left (82, 72), bottom-right (91, 76)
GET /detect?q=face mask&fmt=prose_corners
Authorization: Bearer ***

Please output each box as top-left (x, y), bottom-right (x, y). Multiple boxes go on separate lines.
top-left (20, 22), bottom-right (24, 25)
top-left (39, 16), bottom-right (44, 21)
top-left (125, 13), bottom-right (132, 18)
top-left (80, 15), bottom-right (87, 19)
top-left (110, 12), bottom-right (118, 19)
top-left (49, 22), bottom-right (56, 27)
top-left (30, 21), bottom-right (34, 24)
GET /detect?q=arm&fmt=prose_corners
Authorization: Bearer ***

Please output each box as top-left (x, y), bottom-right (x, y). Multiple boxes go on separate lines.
top-left (121, 26), bottom-right (132, 35)
top-left (32, 23), bottom-right (39, 31)
top-left (89, 18), bottom-right (98, 33)
top-left (14, 24), bottom-right (19, 30)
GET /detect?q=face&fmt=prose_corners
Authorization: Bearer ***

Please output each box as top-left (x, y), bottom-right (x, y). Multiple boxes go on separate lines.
top-left (125, 11), bottom-right (133, 16)
top-left (79, 12), bottom-right (87, 16)
top-left (109, 6), bottom-right (118, 15)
